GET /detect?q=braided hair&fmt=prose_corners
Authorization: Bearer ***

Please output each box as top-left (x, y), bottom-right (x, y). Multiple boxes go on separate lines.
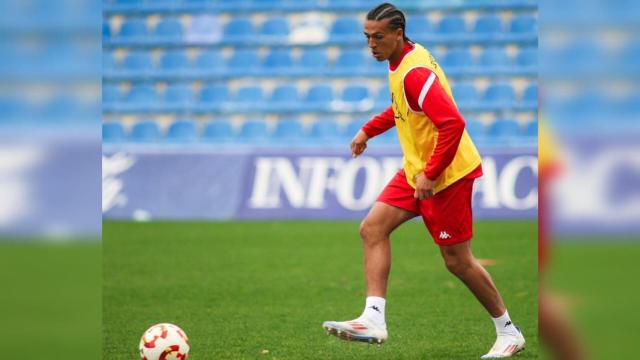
top-left (366, 3), bottom-right (411, 42)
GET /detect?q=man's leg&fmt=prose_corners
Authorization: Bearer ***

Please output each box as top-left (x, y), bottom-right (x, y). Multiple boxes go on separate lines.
top-left (360, 201), bottom-right (416, 297)
top-left (323, 201), bottom-right (415, 343)
top-left (440, 241), bottom-right (525, 358)
top-left (439, 240), bottom-right (505, 317)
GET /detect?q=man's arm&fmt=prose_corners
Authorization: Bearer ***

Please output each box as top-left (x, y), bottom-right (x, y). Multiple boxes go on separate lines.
top-left (362, 106), bottom-right (395, 138)
top-left (404, 68), bottom-right (466, 199)
top-left (352, 106), bottom-right (396, 157)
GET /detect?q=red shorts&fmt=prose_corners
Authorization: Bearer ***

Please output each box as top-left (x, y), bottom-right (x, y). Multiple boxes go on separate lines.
top-left (377, 169), bottom-right (475, 246)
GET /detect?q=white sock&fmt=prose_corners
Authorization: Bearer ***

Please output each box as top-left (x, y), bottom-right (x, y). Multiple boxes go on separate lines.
top-left (360, 296), bottom-right (386, 328)
top-left (492, 310), bottom-right (519, 335)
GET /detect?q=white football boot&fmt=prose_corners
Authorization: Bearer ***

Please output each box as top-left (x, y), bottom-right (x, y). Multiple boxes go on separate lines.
top-left (322, 316), bottom-right (388, 344)
top-left (481, 327), bottom-right (526, 358)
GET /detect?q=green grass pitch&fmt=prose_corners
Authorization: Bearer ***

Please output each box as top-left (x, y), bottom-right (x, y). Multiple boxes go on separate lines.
top-left (103, 220), bottom-right (538, 359)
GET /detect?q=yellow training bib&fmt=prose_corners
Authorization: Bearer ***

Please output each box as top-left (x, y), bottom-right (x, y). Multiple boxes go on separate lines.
top-left (388, 43), bottom-right (482, 192)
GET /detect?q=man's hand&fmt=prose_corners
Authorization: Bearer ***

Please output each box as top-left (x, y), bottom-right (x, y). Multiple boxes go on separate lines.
top-left (414, 173), bottom-right (436, 200)
top-left (350, 130), bottom-right (369, 158)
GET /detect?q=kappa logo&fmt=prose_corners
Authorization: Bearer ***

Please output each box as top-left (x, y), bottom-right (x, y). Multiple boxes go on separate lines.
top-left (439, 231), bottom-right (451, 240)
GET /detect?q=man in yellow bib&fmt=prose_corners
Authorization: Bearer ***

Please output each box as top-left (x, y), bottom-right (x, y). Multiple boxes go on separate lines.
top-left (323, 3), bottom-right (525, 358)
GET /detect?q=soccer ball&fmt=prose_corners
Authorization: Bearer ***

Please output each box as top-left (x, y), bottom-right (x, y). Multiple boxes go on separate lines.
top-left (139, 323), bottom-right (190, 360)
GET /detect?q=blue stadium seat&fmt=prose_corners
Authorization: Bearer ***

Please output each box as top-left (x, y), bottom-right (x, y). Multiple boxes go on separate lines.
top-left (154, 19), bottom-right (184, 41)
top-left (260, 17), bottom-right (289, 38)
top-left (492, 118), bottom-right (520, 137)
top-left (43, 96), bottom-right (84, 122)
top-left (326, 0), bottom-right (358, 7)
top-left (345, 119), bottom-right (366, 137)
top-left (621, 41), bottom-right (640, 71)
top-left (510, 15), bottom-right (537, 34)
top-left (479, 47), bottom-right (511, 72)
top-left (342, 85), bottom-right (369, 103)
top-left (269, 85), bottom-right (299, 112)
top-left (103, 52), bottom-right (117, 72)
top-left (330, 17), bottom-right (361, 42)
top-left (127, 84), bottom-right (158, 110)
top-left (430, 48), bottom-right (445, 63)
top-left (159, 50), bottom-right (189, 73)
top-left (565, 91), bottom-right (609, 121)
top-left (199, 84), bottom-right (229, 109)
top-left (103, 22), bottom-right (111, 39)
top-left (483, 83), bottom-right (515, 108)
top-left (524, 120), bottom-right (538, 136)
top-left (305, 84), bottom-right (334, 111)
top-left (223, 18), bottom-right (254, 41)
top-left (118, 18), bottom-right (149, 38)
top-left (474, 15), bottom-right (503, 35)
top-left (437, 15), bottom-right (466, 34)
top-left (308, 119), bottom-right (340, 142)
top-left (164, 84), bottom-right (193, 110)
top-left (367, 53), bottom-right (388, 73)
top-left (375, 86), bottom-right (390, 111)
top-left (0, 95), bottom-right (25, 122)
top-left (234, 86), bottom-right (264, 109)
top-left (130, 120), bottom-right (161, 142)
top-left (555, 40), bottom-right (599, 74)
top-left (252, 0), bottom-right (282, 7)
top-left (122, 51), bottom-right (152, 74)
top-left (102, 84), bottom-right (121, 106)
top-left (452, 83), bottom-right (478, 108)
top-left (443, 48), bottom-right (474, 70)
top-left (334, 49), bottom-right (366, 75)
top-left (405, 16), bottom-right (431, 39)
top-left (239, 119), bottom-right (269, 141)
top-left (517, 48), bottom-right (537, 68)
top-left (273, 118), bottom-right (305, 140)
top-left (522, 83), bottom-right (538, 109)
top-left (193, 50), bottom-right (225, 76)
top-left (202, 120), bottom-right (234, 142)
top-left (167, 119), bottom-right (197, 142)
top-left (465, 119), bottom-right (487, 138)
top-left (227, 49), bottom-right (260, 74)
top-left (103, 122), bottom-right (126, 143)
top-left (297, 48), bottom-right (328, 73)
top-left (489, 118), bottom-right (520, 138)
top-left (263, 48), bottom-right (294, 73)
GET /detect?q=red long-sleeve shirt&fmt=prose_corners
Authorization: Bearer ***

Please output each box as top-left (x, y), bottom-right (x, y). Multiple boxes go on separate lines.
top-left (362, 42), bottom-right (482, 180)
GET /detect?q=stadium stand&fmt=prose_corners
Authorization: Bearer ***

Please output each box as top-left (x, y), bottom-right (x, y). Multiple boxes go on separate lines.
top-left (102, 0), bottom-right (538, 147)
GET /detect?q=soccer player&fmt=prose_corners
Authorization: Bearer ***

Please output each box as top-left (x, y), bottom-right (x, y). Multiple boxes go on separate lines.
top-left (322, 3), bottom-right (526, 358)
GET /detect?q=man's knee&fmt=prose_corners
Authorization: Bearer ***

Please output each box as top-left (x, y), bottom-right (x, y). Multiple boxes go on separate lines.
top-left (359, 219), bottom-right (386, 244)
top-left (443, 254), bottom-right (473, 276)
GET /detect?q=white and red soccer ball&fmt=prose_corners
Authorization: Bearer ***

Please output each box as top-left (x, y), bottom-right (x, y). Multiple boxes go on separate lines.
top-left (139, 323), bottom-right (190, 360)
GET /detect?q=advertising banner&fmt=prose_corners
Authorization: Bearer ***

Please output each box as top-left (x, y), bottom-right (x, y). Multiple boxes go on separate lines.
top-left (103, 147), bottom-right (538, 221)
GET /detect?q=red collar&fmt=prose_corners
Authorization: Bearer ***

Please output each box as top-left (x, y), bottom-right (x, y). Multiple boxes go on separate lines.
top-left (389, 42), bottom-right (414, 71)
